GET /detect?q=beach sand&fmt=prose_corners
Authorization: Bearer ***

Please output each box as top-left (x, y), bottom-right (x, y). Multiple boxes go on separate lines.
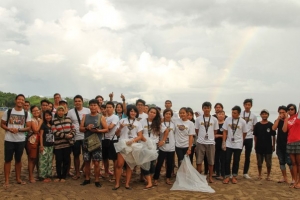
top-left (0, 112), bottom-right (298, 200)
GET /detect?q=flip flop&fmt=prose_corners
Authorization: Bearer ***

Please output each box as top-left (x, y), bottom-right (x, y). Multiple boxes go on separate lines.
top-left (109, 178), bottom-right (116, 183)
top-left (266, 177), bottom-right (272, 181)
top-left (54, 179), bottom-right (60, 182)
top-left (165, 181), bottom-right (172, 185)
top-left (60, 179), bottom-right (66, 183)
top-left (72, 175), bottom-right (80, 180)
top-left (223, 177), bottom-right (230, 184)
top-left (17, 181), bottom-right (26, 185)
top-left (143, 186), bottom-right (153, 190)
top-left (231, 177), bottom-right (238, 184)
top-left (112, 186), bottom-right (120, 190)
top-left (125, 186), bottom-right (132, 190)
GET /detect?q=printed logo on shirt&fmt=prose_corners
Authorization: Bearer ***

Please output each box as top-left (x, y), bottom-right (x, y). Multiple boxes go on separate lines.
top-left (229, 124), bottom-right (240, 130)
top-left (201, 122), bottom-right (212, 127)
top-left (9, 114), bottom-right (25, 125)
top-left (242, 117), bottom-right (252, 122)
top-left (267, 128), bottom-right (270, 132)
top-left (137, 118), bottom-right (142, 121)
top-left (177, 125), bottom-right (187, 131)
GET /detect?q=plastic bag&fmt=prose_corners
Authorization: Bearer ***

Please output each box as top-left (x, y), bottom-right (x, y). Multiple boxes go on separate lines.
top-left (114, 139), bottom-right (158, 170)
top-left (170, 155), bottom-right (215, 193)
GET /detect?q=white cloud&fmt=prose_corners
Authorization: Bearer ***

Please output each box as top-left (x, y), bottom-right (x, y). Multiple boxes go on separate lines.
top-left (0, 48), bottom-right (20, 56)
top-left (34, 54), bottom-right (66, 63)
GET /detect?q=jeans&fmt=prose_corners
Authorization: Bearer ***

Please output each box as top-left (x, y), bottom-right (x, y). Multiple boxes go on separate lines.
top-left (225, 147), bottom-right (242, 177)
top-left (54, 147), bottom-right (71, 179)
top-left (153, 150), bottom-right (175, 179)
top-left (214, 149), bottom-right (226, 177)
top-left (276, 147), bottom-right (292, 170)
top-left (175, 147), bottom-right (188, 167)
top-left (243, 138), bottom-right (253, 174)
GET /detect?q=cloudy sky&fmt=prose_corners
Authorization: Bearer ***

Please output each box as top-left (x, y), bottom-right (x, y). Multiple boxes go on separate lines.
top-left (1, 0), bottom-right (300, 113)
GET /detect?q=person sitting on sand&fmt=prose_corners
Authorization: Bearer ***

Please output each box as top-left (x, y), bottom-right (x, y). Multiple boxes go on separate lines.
top-left (253, 109), bottom-right (276, 180)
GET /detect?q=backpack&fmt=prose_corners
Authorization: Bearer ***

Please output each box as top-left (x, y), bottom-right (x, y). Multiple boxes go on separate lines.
top-left (6, 108), bottom-right (28, 127)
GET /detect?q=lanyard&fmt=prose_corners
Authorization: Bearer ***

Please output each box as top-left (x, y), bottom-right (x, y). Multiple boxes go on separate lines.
top-left (127, 118), bottom-right (135, 130)
top-left (147, 119), bottom-right (152, 137)
top-left (164, 121), bottom-right (170, 130)
top-left (231, 118), bottom-right (240, 135)
top-left (203, 115), bottom-right (211, 133)
top-left (243, 111), bottom-right (251, 124)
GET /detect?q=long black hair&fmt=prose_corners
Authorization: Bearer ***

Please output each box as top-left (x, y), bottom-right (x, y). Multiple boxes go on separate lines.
top-left (148, 107), bottom-right (161, 135)
top-left (126, 105), bottom-right (139, 119)
top-left (43, 110), bottom-right (53, 125)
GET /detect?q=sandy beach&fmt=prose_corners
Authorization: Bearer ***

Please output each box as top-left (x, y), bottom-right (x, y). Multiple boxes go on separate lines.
top-left (0, 112), bottom-right (298, 200)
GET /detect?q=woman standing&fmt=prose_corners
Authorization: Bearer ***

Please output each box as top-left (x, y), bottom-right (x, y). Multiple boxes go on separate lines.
top-left (39, 110), bottom-right (54, 182)
top-left (173, 107), bottom-right (196, 166)
top-left (283, 104), bottom-right (300, 188)
top-left (115, 94), bottom-right (127, 120)
top-left (215, 111), bottom-right (226, 180)
top-left (153, 108), bottom-right (175, 186)
top-left (140, 107), bottom-right (161, 190)
top-left (186, 107), bottom-right (197, 164)
top-left (113, 105), bottom-right (143, 190)
top-left (27, 105), bottom-right (42, 183)
top-left (52, 106), bottom-right (75, 182)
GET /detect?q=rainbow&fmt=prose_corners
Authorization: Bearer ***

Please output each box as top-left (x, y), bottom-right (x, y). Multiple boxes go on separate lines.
top-left (210, 27), bottom-right (259, 103)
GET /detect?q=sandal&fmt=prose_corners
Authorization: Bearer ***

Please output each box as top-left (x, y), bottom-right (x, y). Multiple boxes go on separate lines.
top-left (232, 177), bottom-right (238, 184)
top-left (143, 185), bottom-right (153, 190)
top-left (223, 177), bottom-right (230, 184)
top-left (60, 179), bottom-right (66, 183)
top-left (165, 180), bottom-right (172, 185)
top-left (72, 175), bottom-right (80, 180)
top-left (112, 186), bottom-right (120, 190)
top-left (109, 178), bottom-right (116, 183)
top-left (17, 181), bottom-right (27, 185)
top-left (125, 186), bottom-right (132, 190)
top-left (266, 177), bottom-right (272, 181)
top-left (54, 179), bottom-right (60, 182)
top-left (95, 182), bottom-right (102, 188)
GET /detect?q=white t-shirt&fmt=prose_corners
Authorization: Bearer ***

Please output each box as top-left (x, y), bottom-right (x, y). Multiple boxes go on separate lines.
top-left (195, 115), bottom-right (218, 145)
top-left (173, 118), bottom-right (196, 148)
top-left (241, 111), bottom-right (258, 139)
top-left (104, 114), bottom-right (119, 140)
top-left (2, 108), bottom-right (32, 142)
top-left (159, 121), bottom-right (176, 152)
top-left (140, 118), bottom-right (160, 144)
top-left (67, 107), bottom-right (90, 140)
top-left (137, 112), bottom-right (148, 121)
top-left (223, 117), bottom-right (247, 149)
top-left (117, 118), bottom-right (143, 140)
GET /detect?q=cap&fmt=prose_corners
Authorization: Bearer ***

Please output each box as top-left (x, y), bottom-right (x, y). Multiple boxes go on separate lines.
top-left (59, 99), bottom-right (68, 104)
top-left (260, 109), bottom-right (269, 115)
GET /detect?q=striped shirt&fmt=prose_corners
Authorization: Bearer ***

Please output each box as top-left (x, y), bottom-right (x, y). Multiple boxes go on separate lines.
top-left (52, 117), bottom-right (75, 149)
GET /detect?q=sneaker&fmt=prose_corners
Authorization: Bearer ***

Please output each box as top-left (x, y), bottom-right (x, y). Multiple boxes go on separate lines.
top-left (243, 174), bottom-right (251, 179)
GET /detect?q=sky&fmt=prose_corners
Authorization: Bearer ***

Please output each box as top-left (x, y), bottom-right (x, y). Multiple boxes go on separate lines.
top-left (1, 0), bottom-right (300, 113)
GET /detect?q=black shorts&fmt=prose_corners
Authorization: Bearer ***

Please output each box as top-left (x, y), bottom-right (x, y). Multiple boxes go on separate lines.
top-left (102, 139), bottom-right (118, 161)
top-left (72, 140), bottom-right (83, 157)
top-left (4, 141), bottom-right (26, 162)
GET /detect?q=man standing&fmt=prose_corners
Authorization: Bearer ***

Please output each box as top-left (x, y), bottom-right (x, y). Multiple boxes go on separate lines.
top-left (23, 101), bottom-right (31, 113)
top-left (67, 95), bottom-right (90, 180)
top-left (53, 93), bottom-right (61, 114)
top-left (165, 100), bottom-right (179, 119)
top-left (272, 106), bottom-right (293, 183)
top-left (136, 99), bottom-right (148, 121)
top-left (40, 99), bottom-right (50, 116)
top-left (242, 99), bottom-right (257, 179)
top-left (1, 94), bottom-right (32, 187)
top-left (253, 109), bottom-right (276, 180)
top-left (79, 99), bottom-right (108, 187)
top-left (102, 101), bottom-right (119, 179)
top-left (222, 106), bottom-right (247, 184)
top-left (195, 102), bottom-right (218, 183)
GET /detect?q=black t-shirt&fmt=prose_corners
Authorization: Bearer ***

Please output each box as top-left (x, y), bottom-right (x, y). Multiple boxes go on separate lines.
top-left (41, 123), bottom-right (54, 147)
top-left (276, 119), bottom-right (288, 151)
top-left (215, 123), bottom-right (224, 150)
top-left (253, 122), bottom-right (276, 154)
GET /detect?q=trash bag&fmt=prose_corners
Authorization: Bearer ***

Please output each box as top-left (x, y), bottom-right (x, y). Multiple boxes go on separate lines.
top-left (114, 139), bottom-right (158, 170)
top-left (170, 155), bottom-right (215, 193)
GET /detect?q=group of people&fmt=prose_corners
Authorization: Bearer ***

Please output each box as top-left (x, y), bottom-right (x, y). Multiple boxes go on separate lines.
top-left (1, 93), bottom-right (300, 191)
